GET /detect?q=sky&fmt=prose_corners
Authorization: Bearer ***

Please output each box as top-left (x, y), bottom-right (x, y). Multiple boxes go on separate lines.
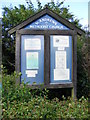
top-left (0, 0), bottom-right (89, 29)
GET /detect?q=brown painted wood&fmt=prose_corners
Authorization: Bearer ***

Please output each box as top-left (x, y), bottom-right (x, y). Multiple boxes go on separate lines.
top-left (23, 83), bottom-right (73, 89)
top-left (19, 29), bottom-right (47, 35)
top-left (48, 30), bottom-right (75, 35)
top-left (72, 32), bottom-right (77, 99)
top-left (44, 32), bottom-right (50, 85)
top-left (15, 31), bottom-right (21, 84)
top-left (18, 29), bottom-right (74, 36)
top-left (8, 7), bottom-right (85, 35)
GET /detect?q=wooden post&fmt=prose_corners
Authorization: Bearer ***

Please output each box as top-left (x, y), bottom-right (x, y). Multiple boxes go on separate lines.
top-left (44, 32), bottom-right (50, 85)
top-left (15, 30), bottom-right (21, 85)
top-left (71, 32), bottom-right (77, 99)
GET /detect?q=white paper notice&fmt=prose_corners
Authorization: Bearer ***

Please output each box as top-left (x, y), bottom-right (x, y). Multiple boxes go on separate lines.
top-left (54, 69), bottom-right (69, 80)
top-left (53, 36), bottom-right (69, 48)
top-left (58, 47), bottom-right (65, 50)
top-left (55, 51), bottom-right (66, 69)
top-left (26, 70), bottom-right (38, 77)
top-left (25, 38), bottom-right (41, 50)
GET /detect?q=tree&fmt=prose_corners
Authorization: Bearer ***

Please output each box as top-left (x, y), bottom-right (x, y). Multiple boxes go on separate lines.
top-left (2, 5), bottom-right (35, 73)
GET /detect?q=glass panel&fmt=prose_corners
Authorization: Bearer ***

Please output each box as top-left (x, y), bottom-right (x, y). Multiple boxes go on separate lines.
top-left (21, 35), bottom-right (44, 85)
top-left (50, 35), bottom-right (72, 83)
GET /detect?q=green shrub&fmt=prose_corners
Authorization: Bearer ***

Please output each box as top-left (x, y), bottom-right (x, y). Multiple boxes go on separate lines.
top-left (77, 36), bottom-right (89, 98)
top-left (2, 96), bottom-right (88, 119)
top-left (2, 68), bottom-right (89, 119)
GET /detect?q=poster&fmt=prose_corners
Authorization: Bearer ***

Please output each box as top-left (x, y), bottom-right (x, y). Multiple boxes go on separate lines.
top-left (26, 70), bottom-right (38, 77)
top-left (25, 38), bottom-right (41, 50)
top-left (54, 69), bottom-right (69, 80)
top-left (26, 52), bottom-right (38, 69)
top-left (55, 51), bottom-right (66, 69)
top-left (53, 35), bottom-right (69, 48)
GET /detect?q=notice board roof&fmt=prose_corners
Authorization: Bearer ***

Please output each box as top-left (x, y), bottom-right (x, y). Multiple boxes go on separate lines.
top-left (8, 7), bottom-right (85, 35)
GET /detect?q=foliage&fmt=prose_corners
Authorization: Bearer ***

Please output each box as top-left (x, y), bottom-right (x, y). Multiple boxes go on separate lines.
top-left (2, 5), bottom-right (36, 73)
top-left (77, 35), bottom-right (89, 98)
top-left (3, 96), bottom-right (89, 119)
top-left (2, 69), bottom-right (89, 119)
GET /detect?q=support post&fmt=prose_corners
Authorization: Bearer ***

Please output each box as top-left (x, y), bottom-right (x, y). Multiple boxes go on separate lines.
top-left (15, 30), bottom-right (21, 85)
top-left (72, 32), bottom-right (77, 99)
top-left (44, 32), bottom-right (50, 85)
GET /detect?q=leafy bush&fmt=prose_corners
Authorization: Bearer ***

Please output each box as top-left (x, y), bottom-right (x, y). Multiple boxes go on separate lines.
top-left (2, 68), bottom-right (89, 119)
top-left (77, 36), bottom-right (89, 98)
top-left (3, 96), bottom-right (88, 119)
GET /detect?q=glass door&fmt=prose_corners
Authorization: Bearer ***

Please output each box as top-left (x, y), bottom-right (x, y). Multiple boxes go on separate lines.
top-left (50, 35), bottom-right (72, 83)
top-left (21, 35), bottom-right (44, 85)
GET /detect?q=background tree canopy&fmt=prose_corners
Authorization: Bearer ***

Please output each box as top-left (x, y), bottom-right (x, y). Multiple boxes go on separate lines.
top-left (2, 0), bottom-right (88, 98)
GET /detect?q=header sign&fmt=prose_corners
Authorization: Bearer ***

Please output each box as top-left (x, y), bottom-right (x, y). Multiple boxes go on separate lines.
top-left (25, 15), bottom-right (69, 30)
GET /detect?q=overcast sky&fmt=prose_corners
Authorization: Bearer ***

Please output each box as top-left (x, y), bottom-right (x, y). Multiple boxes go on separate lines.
top-left (0, 0), bottom-right (89, 29)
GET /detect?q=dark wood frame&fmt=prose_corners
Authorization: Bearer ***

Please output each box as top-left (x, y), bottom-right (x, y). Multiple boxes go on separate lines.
top-left (15, 29), bottom-right (77, 98)
top-left (7, 6), bottom-right (85, 99)
top-left (8, 7), bottom-right (85, 36)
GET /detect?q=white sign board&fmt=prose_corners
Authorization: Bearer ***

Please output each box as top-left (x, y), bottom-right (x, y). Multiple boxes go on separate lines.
top-left (55, 51), bottom-right (66, 69)
top-left (53, 36), bottom-right (69, 48)
top-left (54, 69), bottom-right (70, 80)
top-left (26, 70), bottom-right (38, 77)
top-left (25, 38), bottom-right (41, 50)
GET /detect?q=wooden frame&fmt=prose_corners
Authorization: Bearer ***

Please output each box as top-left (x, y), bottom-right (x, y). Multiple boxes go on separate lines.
top-left (7, 7), bottom-right (83, 99)
top-left (72, 33), bottom-right (77, 99)
top-left (15, 29), bottom-right (77, 99)
top-left (8, 7), bottom-right (85, 36)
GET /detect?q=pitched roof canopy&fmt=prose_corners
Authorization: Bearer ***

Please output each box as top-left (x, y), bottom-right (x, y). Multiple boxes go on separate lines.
top-left (8, 7), bottom-right (85, 35)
